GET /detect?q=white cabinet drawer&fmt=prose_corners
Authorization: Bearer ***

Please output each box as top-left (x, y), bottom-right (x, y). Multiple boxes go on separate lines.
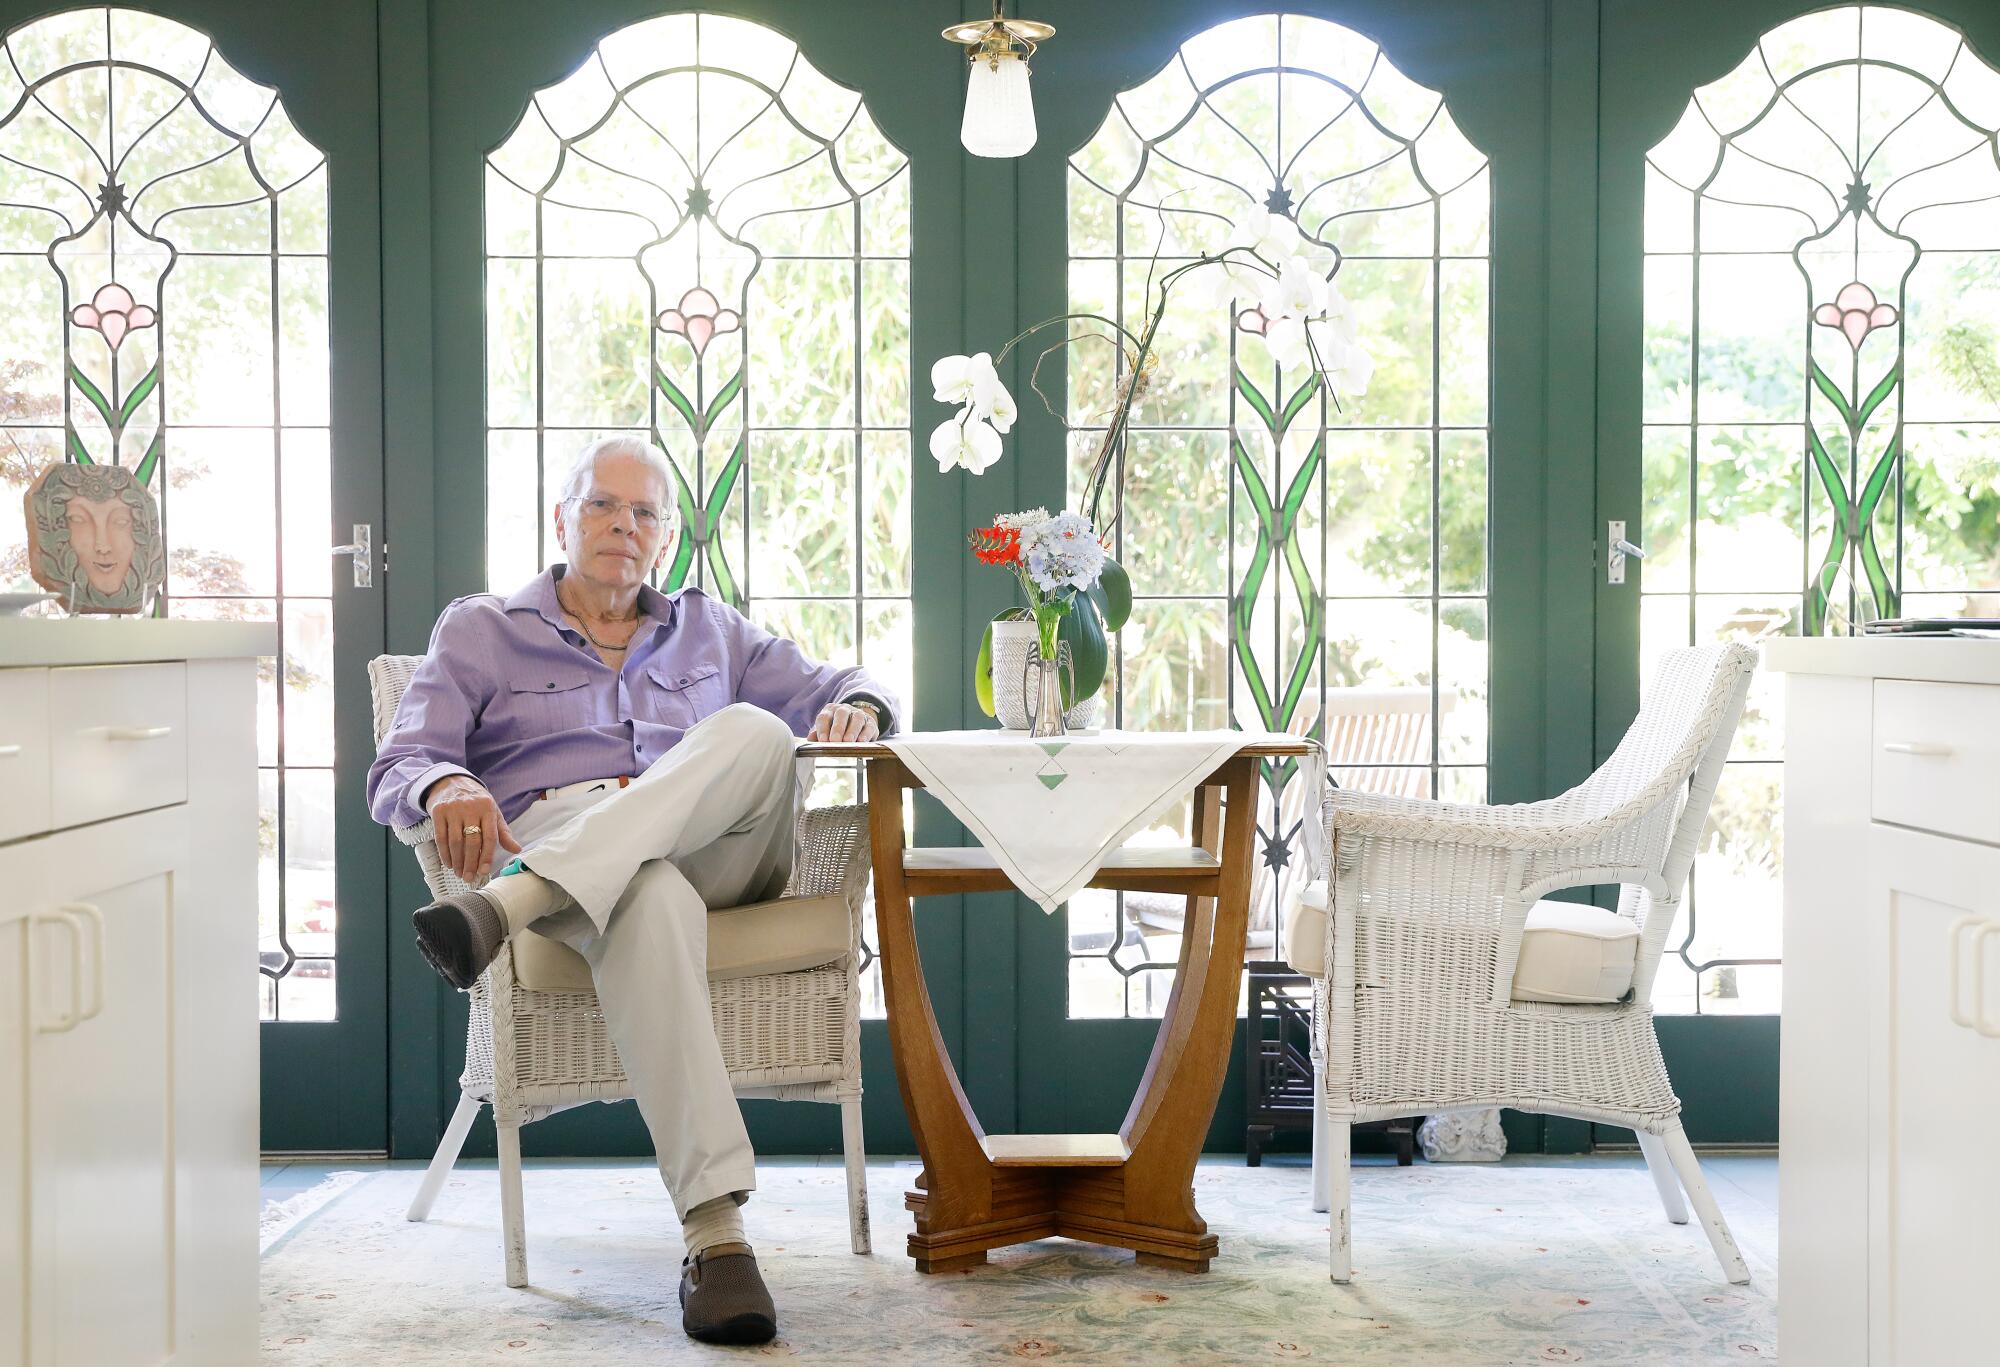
top-left (1872, 680), bottom-right (2000, 844)
top-left (46, 663), bottom-right (188, 830)
top-left (0, 669), bottom-right (51, 842)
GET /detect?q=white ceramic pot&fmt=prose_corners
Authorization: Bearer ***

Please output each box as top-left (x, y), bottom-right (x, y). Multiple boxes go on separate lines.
top-left (989, 617), bottom-right (1105, 731)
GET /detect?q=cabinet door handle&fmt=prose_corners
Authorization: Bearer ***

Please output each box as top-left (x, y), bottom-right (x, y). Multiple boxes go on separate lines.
top-left (1950, 916), bottom-right (1985, 1030)
top-left (1882, 740), bottom-right (1954, 757)
top-left (105, 725), bottom-right (172, 742)
top-left (0, 744), bottom-right (20, 757)
top-left (1976, 923), bottom-right (2000, 1040)
top-left (56, 902), bottom-right (104, 1024)
top-left (30, 911), bottom-right (85, 1035)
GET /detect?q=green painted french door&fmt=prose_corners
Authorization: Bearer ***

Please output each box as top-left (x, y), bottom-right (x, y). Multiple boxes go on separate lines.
top-left (0, 0), bottom-right (390, 1151)
top-left (1595, 0), bottom-right (2000, 1143)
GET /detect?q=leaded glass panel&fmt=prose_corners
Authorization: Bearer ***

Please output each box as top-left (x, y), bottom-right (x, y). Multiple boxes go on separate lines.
top-left (1066, 14), bottom-right (1492, 1017)
top-left (1643, 5), bottom-right (2000, 1013)
top-left (0, 9), bottom-right (335, 1022)
top-left (484, 14), bottom-right (912, 1015)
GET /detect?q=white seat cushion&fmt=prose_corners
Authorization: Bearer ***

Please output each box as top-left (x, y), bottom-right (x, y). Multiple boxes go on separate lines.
top-left (1282, 881), bottom-right (1639, 1004)
top-left (510, 894), bottom-right (852, 994)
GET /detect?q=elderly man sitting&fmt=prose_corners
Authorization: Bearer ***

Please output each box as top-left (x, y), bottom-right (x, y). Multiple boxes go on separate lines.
top-left (367, 436), bottom-right (898, 1345)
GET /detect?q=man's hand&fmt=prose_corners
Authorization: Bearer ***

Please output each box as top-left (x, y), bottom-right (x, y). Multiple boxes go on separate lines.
top-left (424, 774), bottom-right (522, 883)
top-left (808, 701), bottom-right (881, 743)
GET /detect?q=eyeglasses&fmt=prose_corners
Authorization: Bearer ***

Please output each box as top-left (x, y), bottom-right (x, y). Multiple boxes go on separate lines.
top-left (566, 494), bottom-right (667, 530)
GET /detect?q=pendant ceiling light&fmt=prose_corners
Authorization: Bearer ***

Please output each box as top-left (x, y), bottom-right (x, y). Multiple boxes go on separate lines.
top-left (943, 2), bottom-right (1055, 159)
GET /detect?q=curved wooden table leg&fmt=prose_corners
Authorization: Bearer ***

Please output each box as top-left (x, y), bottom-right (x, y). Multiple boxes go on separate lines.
top-left (868, 757), bottom-right (1054, 1271)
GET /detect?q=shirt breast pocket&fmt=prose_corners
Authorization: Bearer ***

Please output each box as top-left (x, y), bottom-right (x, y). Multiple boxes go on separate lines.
top-left (506, 669), bottom-right (596, 731)
top-left (643, 662), bottom-right (728, 729)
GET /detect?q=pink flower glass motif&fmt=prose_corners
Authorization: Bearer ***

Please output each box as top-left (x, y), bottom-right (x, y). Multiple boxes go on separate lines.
top-left (1235, 305), bottom-right (1269, 335)
top-left (70, 282), bottom-right (157, 352)
top-left (655, 287), bottom-right (741, 357)
top-left (1813, 282), bottom-right (1899, 350)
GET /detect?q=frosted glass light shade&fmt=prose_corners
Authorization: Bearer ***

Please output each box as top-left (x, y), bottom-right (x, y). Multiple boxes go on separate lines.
top-left (961, 55), bottom-right (1037, 158)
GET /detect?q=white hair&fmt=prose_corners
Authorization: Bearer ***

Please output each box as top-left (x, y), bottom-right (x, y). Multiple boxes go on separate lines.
top-left (557, 436), bottom-right (677, 523)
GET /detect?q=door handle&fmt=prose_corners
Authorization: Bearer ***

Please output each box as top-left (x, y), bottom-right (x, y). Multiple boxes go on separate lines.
top-left (1882, 741), bottom-right (1953, 757)
top-left (0, 744), bottom-right (20, 757)
top-left (1607, 520), bottom-right (1645, 585)
top-left (1976, 923), bottom-right (2000, 1040)
top-left (330, 523), bottom-right (373, 588)
top-left (106, 725), bottom-right (172, 742)
top-left (30, 910), bottom-right (85, 1035)
top-left (57, 902), bottom-right (105, 1024)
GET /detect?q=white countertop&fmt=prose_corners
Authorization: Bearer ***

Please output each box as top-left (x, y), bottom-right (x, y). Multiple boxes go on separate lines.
top-left (0, 617), bottom-right (277, 667)
top-left (1763, 635), bottom-right (2000, 685)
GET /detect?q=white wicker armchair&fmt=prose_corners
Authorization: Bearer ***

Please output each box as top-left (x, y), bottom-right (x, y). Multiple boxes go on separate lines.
top-left (1304, 643), bottom-right (1758, 1286)
top-left (368, 654), bottom-right (875, 1287)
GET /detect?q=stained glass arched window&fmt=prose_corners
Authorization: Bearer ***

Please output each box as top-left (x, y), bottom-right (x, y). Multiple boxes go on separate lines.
top-left (1643, 5), bottom-right (2000, 1013)
top-left (0, 9), bottom-right (336, 1022)
top-left (1066, 14), bottom-right (1491, 1016)
top-left (483, 13), bottom-right (912, 1012)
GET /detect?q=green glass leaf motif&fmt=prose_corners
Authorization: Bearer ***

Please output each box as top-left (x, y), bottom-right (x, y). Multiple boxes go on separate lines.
top-left (1279, 376), bottom-right (1320, 434)
top-left (1856, 361), bottom-right (1900, 428)
top-left (119, 363), bottom-right (159, 426)
top-left (69, 363), bottom-right (116, 435)
top-left (655, 366), bottom-right (700, 434)
top-left (657, 437), bottom-right (701, 590)
top-left (133, 431), bottom-right (162, 487)
top-left (66, 425), bottom-right (92, 464)
top-left (1809, 361), bottom-right (1856, 432)
top-left (1233, 369), bottom-right (1277, 432)
top-left (702, 369), bottom-right (743, 435)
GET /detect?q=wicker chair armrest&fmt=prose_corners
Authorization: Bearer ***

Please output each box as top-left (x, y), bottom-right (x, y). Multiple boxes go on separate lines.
top-left (1325, 784), bottom-right (1660, 855)
top-left (785, 801), bottom-right (871, 906)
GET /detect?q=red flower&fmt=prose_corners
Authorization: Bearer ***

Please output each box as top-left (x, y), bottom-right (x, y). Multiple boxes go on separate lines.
top-left (969, 524), bottom-right (1021, 566)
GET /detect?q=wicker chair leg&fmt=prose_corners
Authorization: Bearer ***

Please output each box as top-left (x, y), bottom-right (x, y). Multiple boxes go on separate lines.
top-left (407, 1091), bottom-right (481, 1222)
top-left (497, 1121), bottom-right (529, 1288)
top-left (1326, 1119), bottom-right (1352, 1283)
top-left (1635, 1131), bottom-right (1690, 1225)
top-left (1309, 1095), bottom-right (1330, 1214)
top-left (1660, 1125), bottom-right (1750, 1285)
top-left (839, 1097), bottom-right (871, 1255)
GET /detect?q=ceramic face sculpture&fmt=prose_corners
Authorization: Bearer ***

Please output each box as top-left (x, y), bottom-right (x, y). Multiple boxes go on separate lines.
top-left (25, 463), bottom-right (166, 614)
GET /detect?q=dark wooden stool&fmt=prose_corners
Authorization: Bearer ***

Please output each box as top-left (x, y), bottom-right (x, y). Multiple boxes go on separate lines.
top-left (1243, 962), bottom-right (1415, 1166)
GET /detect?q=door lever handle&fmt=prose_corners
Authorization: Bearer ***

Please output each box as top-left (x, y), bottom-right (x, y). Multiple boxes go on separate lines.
top-left (1612, 538), bottom-right (1646, 559)
top-left (1607, 520), bottom-right (1645, 585)
top-left (332, 523), bottom-right (373, 588)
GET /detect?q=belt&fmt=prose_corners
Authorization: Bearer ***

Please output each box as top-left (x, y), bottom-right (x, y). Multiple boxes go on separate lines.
top-left (535, 775), bottom-right (634, 803)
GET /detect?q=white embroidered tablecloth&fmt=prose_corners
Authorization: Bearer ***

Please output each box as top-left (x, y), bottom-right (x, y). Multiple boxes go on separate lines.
top-left (883, 729), bottom-right (1318, 912)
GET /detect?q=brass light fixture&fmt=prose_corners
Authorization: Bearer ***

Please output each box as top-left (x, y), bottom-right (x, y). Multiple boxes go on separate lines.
top-left (943, 2), bottom-right (1055, 158)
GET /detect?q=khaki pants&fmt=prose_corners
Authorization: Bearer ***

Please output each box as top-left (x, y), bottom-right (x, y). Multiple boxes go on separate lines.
top-left (506, 703), bottom-right (801, 1218)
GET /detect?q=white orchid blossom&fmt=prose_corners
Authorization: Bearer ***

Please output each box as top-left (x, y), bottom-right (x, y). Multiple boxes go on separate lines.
top-left (930, 351), bottom-right (1000, 406)
top-left (973, 375), bottom-right (1018, 434)
top-left (929, 412), bottom-right (1003, 474)
top-left (1263, 315), bottom-right (1308, 370)
top-left (1238, 210), bottom-right (1297, 265)
top-left (1263, 258), bottom-right (1330, 322)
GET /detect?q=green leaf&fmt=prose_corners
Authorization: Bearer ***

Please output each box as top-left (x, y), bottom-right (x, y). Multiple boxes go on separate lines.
top-left (702, 368), bottom-right (743, 435)
top-left (119, 363), bottom-right (159, 426)
top-left (1810, 360), bottom-right (1857, 432)
top-left (1233, 368), bottom-right (1277, 433)
top-left (655, 367), bottom-right (699, 433)
top-left (704, 538), bottom-right (740, 609)
top-left (68, 363), bottom-right (115, 433)
top-left (1059, 595), bottom-right (1108, 704)
top-left (1807, 423), bottom-right (1851, 522)
top-left (1856, 430), bottom-right (1900, 520)
top-left (1279, 436), bottom-right (1325, 526)
top-left (66, 426), bottom-right (92, 464)
top-left (1088, 556), bottom-right (1132, 632)
top-left (1279, 375), bottom-right (1320, 434)
top-left (703, 433), bottom-right (746, 525)
top-left (1856, 360), bottom-right (1901, 428)
top-left (133, 431), bottom-right (162, 487)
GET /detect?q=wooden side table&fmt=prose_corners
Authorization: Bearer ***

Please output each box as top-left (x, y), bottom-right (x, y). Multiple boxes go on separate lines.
top-left (802, 738), bottom-right (1313, 1274)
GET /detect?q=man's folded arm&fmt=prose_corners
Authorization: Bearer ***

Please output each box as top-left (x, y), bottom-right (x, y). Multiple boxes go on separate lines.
top-left (717, 598), bottom-right (903, 737)
top-left (366, 603), bottom-right (495, 827)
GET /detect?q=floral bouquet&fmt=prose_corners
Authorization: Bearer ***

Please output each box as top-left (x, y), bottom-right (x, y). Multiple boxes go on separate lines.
top-left (930, 210), bottom-right (1372, 719)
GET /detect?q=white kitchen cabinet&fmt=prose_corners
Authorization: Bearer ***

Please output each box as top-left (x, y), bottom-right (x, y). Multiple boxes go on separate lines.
top-left (1769, 638), bottom-right (2000, 1366)
top-left (0, 623), bottom-right (271, 1367)
top-left (1866, 825), bottom-right (2000, 1365)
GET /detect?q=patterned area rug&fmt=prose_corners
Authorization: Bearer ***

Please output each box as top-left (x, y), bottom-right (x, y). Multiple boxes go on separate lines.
top-left (261, 1159), bottom-right (1776, 1364)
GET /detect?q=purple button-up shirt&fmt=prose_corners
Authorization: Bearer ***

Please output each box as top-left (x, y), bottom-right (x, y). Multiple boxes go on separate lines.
top-left (367, 568), bottom-right (902, 828)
